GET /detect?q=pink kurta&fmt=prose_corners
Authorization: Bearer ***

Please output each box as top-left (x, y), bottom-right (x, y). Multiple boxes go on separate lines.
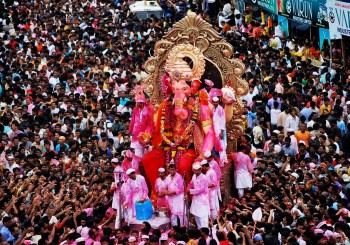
top-left (210, 159), bottom-right (222, 180)
top-left (123, 175), bottom-right (149, 218)
top-left (188, 173), bottom-right (210, 218)
top-left (231, 152), bottom-right (253, 189)
top-left (205, 169), bottom-right (219, 214)
top-left (155, 177), bottom-right (168, 208)
top-left (112, 166), bottom-right (124, 209)
top-left (122, 159), bottom-right (132, 181)
top-left (165, 173), bottom-right (184, 216)
top-left (129, 106), bottom-right (154, 145)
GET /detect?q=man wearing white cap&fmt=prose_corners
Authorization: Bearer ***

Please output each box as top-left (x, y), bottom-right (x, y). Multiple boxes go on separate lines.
top-left (110, 158), bottom-right (124, 228)
top-left (187, 162), bottom-right (210, 228)
top-left (212, 96), bottom-right (227, 164)
top-left (164, 164), bottom-right (185, 226)
top-left (5, 155), bottom-right (19, 174)
top-left (201, 160), bottom-right (219, 220)
top-left (128, 96), bottom-right (154, 159)
top-left (123, 168), bottom-right (149, 221)
top-left (155, 168), bottom-right (167, 208)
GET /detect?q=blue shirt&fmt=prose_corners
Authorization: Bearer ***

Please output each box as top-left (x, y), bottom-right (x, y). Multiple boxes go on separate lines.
top-left (55, 143), bottom-right (70, 152)
top-left (299, 108), bottom-right (313, 122)
top-left (119, 97), bottom-right (130, 106)
top-left (0, 226), bottom-right (15, 242)
top-left (282, 145), bottom-right (297, 157)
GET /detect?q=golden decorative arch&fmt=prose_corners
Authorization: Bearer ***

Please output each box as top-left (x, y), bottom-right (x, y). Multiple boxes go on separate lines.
top-left (143, 11), bottom-right (248, 153)
top-left (165, 44), bottom-right (206, 81)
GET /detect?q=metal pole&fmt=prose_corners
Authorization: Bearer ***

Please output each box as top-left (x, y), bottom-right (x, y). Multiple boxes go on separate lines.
top-left (341, 36), bottom-right (346, 68)
top-left (182, 171), bottom-right (187, 226)
top-left (118, 172), bottom-right (123, 227)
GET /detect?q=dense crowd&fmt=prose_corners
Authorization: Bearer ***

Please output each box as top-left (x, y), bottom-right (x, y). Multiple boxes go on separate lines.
top-left (0, 0), bottom-right (350, 244)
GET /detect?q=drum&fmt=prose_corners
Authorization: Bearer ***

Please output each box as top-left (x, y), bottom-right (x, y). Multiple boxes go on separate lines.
top-left (155, 207), bottom-right (170, 218)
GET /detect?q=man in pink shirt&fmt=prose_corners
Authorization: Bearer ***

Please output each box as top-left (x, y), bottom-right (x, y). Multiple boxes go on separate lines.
top-left (164, 164), bottom-right (186, 226)
top-left (201, 160), bottom-right (220, 220)
top-left (187, 163), bottom-right (210, 228)
top-left (123, 168), bottom-right (149, 221)
top-left (128, 98), bottom-right (154, 159)
top-left (26, 96), bottom-right (35, 115)
top-left (85, 227), bottom-right (100, 245)
top-left (155, 168), bottom-right (168, 208)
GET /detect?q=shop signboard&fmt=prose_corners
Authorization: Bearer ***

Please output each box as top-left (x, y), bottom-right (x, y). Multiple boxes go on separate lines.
top-left (327, 0), bottom-right (350, 39)
top-left (279, 0), bottom-right (328, 28)
top-left (246, 0), bottom-right (278, 15)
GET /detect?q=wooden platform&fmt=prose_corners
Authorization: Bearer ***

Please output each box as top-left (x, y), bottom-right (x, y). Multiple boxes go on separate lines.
top-left (129, 216), bottom-right (171, 232)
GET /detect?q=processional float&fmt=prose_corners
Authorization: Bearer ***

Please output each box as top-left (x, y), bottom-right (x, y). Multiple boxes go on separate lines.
top-left (139, 11), bottom-right (248, 205)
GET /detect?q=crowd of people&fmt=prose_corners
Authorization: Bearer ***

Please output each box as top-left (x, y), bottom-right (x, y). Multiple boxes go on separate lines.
top-left (0, 0), bottom-right (350, 244)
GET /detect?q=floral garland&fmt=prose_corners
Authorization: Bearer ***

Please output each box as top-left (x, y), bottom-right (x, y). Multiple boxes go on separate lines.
top-left (160, 105), bottom-right (173, 146)
top-left (160, 96), bottom-right (200, 147)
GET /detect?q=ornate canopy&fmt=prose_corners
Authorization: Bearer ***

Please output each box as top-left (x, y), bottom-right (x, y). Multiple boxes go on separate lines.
top-left (143, 11), bottom-right (248, 153)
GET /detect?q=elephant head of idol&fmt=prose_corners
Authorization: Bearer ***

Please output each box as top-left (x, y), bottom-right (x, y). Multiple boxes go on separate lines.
top-left (165, 44), bottom-right (206, 121)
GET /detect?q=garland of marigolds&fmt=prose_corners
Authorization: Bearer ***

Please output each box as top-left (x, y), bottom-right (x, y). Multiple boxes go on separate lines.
top-left (160, 97), bottom-right (199, 147)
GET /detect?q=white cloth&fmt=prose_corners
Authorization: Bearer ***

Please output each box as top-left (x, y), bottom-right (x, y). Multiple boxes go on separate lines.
top-left (112, 165), bottom-right (124, 228)
top-left (284, 115), bottom-right (300, 134)
top-left (231, 152), bottom-right (253, 189)
top-left (189, 174), bottom-right (210, 219)
top-left (270, 109), bottom-right (281, 125)
top-left (76, 226), bottom-right (90, 238)
top-left (205, 168), bottom-right (220, 220)
top-left (212, 105), bottom-right (227, 163)
top-left (195, 215), bottom-right (209, 229)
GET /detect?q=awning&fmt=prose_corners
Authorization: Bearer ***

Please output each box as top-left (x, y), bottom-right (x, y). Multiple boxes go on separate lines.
top-left (291, 20), bottom-right (311, 31)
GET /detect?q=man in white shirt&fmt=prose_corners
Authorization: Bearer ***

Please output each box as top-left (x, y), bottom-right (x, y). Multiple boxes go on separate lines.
top-left (4, 155), bottom-right (19, 173)
top-left (270, 101), bottom-right (281, 130)
top-left (284, 109), bottom-right (299, 134)
top-left (212, 96), bottom-right (227, 164)
top-left (273, 21), bottom-right (283, 49)
top-left (240, 85), bottom-right (258, 106)
top-left (133, 66), bottom-right (148, 82)
top-left (47, 39), bottom-right (56, 55)
top-left (49, 71), bottom-right (60, 87)
top-left (275, 78), bottom-right (284, 94)
top-left (87, 109), bottom-right (101, 126)
top-left (76, 218), bottom-right (90, 238)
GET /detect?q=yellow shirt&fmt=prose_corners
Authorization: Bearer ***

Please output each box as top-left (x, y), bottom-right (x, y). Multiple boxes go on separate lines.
top-left (319, 104), bottom-right (331, 115)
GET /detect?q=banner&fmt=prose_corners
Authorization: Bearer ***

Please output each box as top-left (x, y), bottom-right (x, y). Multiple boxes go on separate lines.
top-left (319, 27), bottom-right (330, 50)
top-left (245, 0), bottom-right (278, 15)
top-left (279, 0), bottom-right (328, 28)
top-left (327, 0), bottom-right (350, 39)
top-left (278, 15), bottom-right (289, 37)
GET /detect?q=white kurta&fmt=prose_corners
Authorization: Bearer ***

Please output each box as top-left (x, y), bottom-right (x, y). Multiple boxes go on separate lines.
top-left (213, 105), bottom-right (227, 164)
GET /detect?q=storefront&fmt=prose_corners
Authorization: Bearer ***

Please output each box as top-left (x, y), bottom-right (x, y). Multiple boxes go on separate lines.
top-left (278, 0), bottom-right (330, 64)
top-left (244, 0), bottom-right (278, 22)
top-left (327, 0), bottom-right (350, 67)
top-left (244, 0), bottom-right (331, 64)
